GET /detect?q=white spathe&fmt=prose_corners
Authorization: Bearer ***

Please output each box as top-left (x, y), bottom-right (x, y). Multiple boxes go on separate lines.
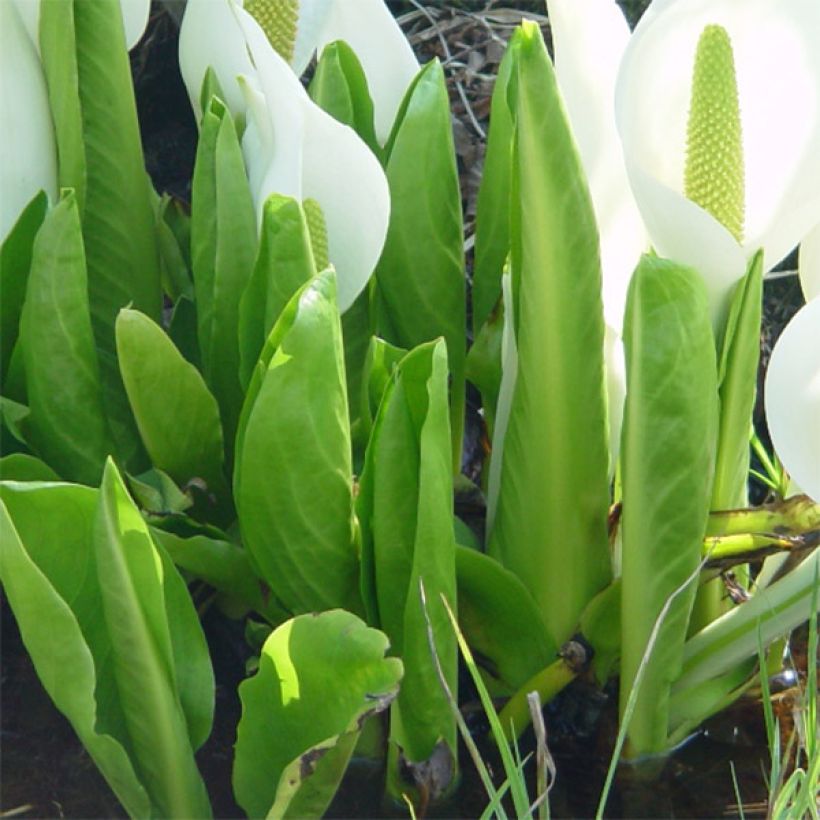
top-left (764, 295), bottom-right (820, 501)
top-left (0, 0), bottom-right (56, 242)
top-left (798, 222), bottom-right (820, 302)
top-left (12, 0), bottom-right (151, 52)
top-left (180, 0), bottom-right (390, 312)
top-left (615, 0), bottom-right (820, 328)
top-left (290, 0), bottom-right (418, 143)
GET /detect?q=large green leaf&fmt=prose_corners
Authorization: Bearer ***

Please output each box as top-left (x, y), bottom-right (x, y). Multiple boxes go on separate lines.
top-left (191, 96), bottom-right (258, 450)
top-left (487, 23), bottom-right (612, 648)
top-left (375, 60), bottom-right (466, 471)
top-left (618, 254), bottom-right (718, 757)
top-left (237, 194), bottom-right (317, 389)
top-left (116, 308), bottom-right (229, 513)
top-left (19, 192), bottom-right (114, 485)
top-left (1, 191), bottom-right (48, 382)
top-left (471, 35), bottom-right (518, 334)
top-left (233, 610), bottom-right (402, 819)
top-left (0, 475), bottom-right (213, 817)
top-left (39, 0), bottom-right (161, 466)
top-left (455, 546), bottom-right (555, 694)
top-left (357, 340), bottom-right (458, 780)
top-left (0, 487), bottom-right (150, 818)
top-left (94, 459), bottom-right (213, 816)
top-left (309, 40), bottom-right (380, 157)
top-left (236, 270), bottom-right (360, 615)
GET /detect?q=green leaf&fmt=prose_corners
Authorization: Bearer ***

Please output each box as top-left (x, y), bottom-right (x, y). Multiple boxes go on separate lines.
top-left (343, 286), bottom-right (376, 460)
top-left (456, 546), bottom-right (555, 694)
top-left (356, 335), bottom-right (407, 455)
top-left (1, 191), bottom-right (48, 381)
top-left (233, 610), bottom-right (402, 819)
top-left (618, 254), bottom-right (718, 757)
top-left (579, 579), bottom-right (622, 685)
top-left (150, 526), bottom-right (285, 622)
top-left (309, 40), bottom-right (380, 157)
top-left (237, 194), bottom-right (317, 389)
top-left (93, 459), bottom-right (213, 816)
top-left (375, 60), bottom-right (466, 471)
top-left (357, 340), bottom-right (458, 770)
top-left (116, 308), bottom-right (229, 513)
top-left (19, 192), bottom-right (114, 485)
top-left (472, 34), bottom-right (518, 333)
top-left (712, 251), bottom-right (763, 508)
top-left (127, 468), bottom-right (193, 515)
top-left (156, 194), bottom-right (194, 302)
top-left (168, 294), bottom-right (201, 370)
top-left (0, 454), bottom-right (60, 482)
top-left (236, 271), bottom-right (360, 615)
top-left (191, 97), bottom-right (258, 450)
top-left (0, 486), bottom-right (151, 818)
top-left (0, 475), bottom-right (213, 817)
top-left (464, 297), bottom-right (504, 436)
top-left (39, 0), bottom-right (162, 466)
top-left (487, 23), bottom-right (612, 648)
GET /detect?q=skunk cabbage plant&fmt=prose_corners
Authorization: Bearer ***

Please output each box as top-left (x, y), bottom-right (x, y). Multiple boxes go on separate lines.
top-left (179, 0), bottom-right (390, 312)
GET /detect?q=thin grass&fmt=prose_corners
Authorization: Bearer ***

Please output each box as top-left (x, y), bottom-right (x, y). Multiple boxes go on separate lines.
top-left (754, 571), bottom-right (819, 820)
top-left (420, 579), bottom-right (550, 819)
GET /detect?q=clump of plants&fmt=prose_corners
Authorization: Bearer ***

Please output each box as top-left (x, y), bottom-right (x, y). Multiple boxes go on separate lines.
top-left (1, 0), bottom-right (818, 817)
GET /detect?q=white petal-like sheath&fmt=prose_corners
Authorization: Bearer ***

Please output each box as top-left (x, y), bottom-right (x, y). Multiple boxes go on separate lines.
top-left (291, 0), bottom-right (334, 75)
top-left (0, 0), bottom-right (57, 242)
top-left (121, 0), bottom-right (151, 49)
top-left (313, 0), bottom-right (418, 143)
top-left (616, 0), bottom-right (820, 286)
top-left (765, 297), bottom-right (820, 501)
top-left (300, 103), bottom-right (390, 311)
top-left (799, 223), bottom-right (820, 303)
top-left (179, 0), bottom-right (255, 121)
top-left (548, 0), bottom-right (647, 334)
top-left (238, 3), bottom-right (390, 311)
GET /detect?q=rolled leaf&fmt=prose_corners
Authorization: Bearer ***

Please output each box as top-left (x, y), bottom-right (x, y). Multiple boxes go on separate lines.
top-left (237, 194), bottom-right (317, 389)
top-left (487, 22), bottom-right (612, 648)
top-left (233, 609), bottom-right (402, 819)
top-left (19, 192), bottom-right (114, 486)
top-left (357, 340), bottom-right (458, 775)
top-left (309, 40), bottom-right (379, 156)
top-left (618, 254), bottom-right (718, 757)
top-left (191, 96), bottom-right (258, 450)
top-left (472, 35), bottom-right (517, 334)
top-left (39, 0), bottom-right (162, 466)
top-left (1, 191), bottom-right (48, 381)
top-left (93, 459), bottom-right (213, 816)
top-left (375, 60), bottom-right (466, 471)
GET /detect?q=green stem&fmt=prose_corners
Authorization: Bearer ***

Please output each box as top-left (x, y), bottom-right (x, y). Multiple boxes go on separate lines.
top-left (706, 495), bottom-right (820, 537)
top-left (497, 653), bottom-right (580, 742)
